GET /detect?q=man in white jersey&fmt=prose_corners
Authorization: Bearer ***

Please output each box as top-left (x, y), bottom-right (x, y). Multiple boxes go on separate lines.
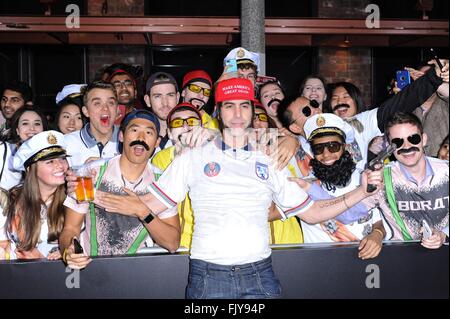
top-left (95, 78), bottom-right (384, 299)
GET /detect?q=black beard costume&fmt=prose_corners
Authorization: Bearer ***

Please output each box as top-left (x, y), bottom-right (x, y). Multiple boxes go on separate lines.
top-left (310, 151), bottom-right (356, 192)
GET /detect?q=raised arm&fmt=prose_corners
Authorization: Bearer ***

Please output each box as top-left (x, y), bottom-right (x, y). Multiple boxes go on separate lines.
top-left (376, 66), bottom-right (444, 132)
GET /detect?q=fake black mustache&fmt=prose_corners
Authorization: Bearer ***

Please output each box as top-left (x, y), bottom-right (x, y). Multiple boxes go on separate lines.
top-left (268, 98), bottom-right (283, 108)
top-left (129, 140), bottom-right (150, 151)
top-left (397, 147), bottom-right (420, 155)
top-left (189, 98), bottom-right (205, 107)
top-left (333, 103), bottom-right (350, 112)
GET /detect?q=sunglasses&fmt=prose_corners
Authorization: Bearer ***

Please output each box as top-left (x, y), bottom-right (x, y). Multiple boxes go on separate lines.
top-left (391, 133), bottom-right (422, 149)
top-left (311, 141), bottom-right (344, 156)
top-left (187, 84), bottom-right (211, 97)
top-left (291, 100), bottom-right (321, 124)
top-left (253, 113), bottom-right (268, 122)
top-left (169, 117), bottom-right (201, 129)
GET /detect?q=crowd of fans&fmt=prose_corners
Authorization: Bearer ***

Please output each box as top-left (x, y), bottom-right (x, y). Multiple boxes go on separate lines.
top-left (0, 47), bottom-right (448, 298)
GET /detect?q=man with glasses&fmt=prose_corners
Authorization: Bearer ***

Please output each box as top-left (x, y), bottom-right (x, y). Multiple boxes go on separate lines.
top-left (297, 113), bottom-right (387, 259)
top-left (365, 112), bottom-right (448, 249)
top-left (106, 67), bottom-right (138, 125)
top-left (181, 70), bottom-right (218, 130)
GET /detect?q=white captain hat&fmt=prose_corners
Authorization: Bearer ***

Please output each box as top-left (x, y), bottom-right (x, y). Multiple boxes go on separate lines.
top-left (13, 130), bottom-right (68, 171)
top-left (304, 113), bottom-right (355, 144)
top-left (223, 47), bottom-right (260, 71)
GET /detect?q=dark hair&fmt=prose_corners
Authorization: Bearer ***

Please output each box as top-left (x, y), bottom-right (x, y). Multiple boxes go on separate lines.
top-left (330, 82), bottom-right (365, 114)
top-left (277, 94), bottom-right (303, 128)
top-left (258, 80), bottom-right (286, 99)
top-left (216, 101), bottom-right (255, 132)
top-left (54, 98), bottom-right (87, 132)
top-left (384, 112), bottom-right (424, 140)
top-left (299, 75), bottom-right (328, 95)
top-left (5, 106), bottom-right (48, 145)
top-left (82, 81), bottom-right (117, 106)
top-left (238, 62), bottom-right (257, 73)
top-left (2, 80), bottom-right (33, 103)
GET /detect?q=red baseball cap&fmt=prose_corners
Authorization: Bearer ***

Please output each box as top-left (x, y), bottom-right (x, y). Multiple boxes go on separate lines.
top-left (182, 70), bottom-right (213, 89)
top-left (215, 78), bottom-right (255, 103)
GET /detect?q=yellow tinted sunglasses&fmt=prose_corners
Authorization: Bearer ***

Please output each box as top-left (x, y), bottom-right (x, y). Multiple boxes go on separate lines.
top-left (254, 113), bottom-right (268, 122)
top-left (188, 84), bottom-right (211, 97)
top-left (169, 117), bottom-right (201, 128)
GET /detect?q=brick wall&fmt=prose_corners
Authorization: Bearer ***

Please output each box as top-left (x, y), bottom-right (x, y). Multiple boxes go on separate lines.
top-left (317, 0), bottom-right (373, 106)
top-left (87, 0), bottom-right (145, 82)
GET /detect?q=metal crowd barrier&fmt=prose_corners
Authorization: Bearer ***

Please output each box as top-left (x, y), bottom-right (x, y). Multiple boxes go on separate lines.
top-left (0, 241), bottom-right (448, 299)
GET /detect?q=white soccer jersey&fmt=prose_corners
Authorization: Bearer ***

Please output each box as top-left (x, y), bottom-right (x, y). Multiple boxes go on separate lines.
top-left (149, 137), bottom-right (314, 265)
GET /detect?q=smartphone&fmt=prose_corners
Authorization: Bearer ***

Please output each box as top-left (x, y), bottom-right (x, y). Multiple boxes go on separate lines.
top-left (430, 48), bottom-right (444, 71)
top-left (396, 70), bottom-right (411, 90)
top-left (73, 237), bottom-right (84, 254)
top-left (422, 220), bottom-right (433, 240)
top-left (224, 58), bottom-right (238, 74)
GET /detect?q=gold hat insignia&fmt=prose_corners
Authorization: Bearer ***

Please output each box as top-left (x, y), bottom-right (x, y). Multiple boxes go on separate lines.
top-left (237, 49), bottom-right (245, 58)
top-left (47, 133), bottom-right (57, 145)
top-left (316, 116), bottom-right (326, 127)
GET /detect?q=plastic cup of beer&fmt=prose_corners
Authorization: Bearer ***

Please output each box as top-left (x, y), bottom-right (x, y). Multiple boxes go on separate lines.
top-left (74, 166), bottom-right (94, 202)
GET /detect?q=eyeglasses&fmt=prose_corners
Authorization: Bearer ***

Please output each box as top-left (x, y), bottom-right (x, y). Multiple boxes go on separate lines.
top-left (112, 80), bottom-right (134, 89)
top-left (391, 133), bottom-right (422, 149)
top-left (169, 117), bottom-right (201, 128)
top-left (311, 141), bottom-right (344, 156)
top-left (253, 113), bottom-right (268, 122)
top-left (187, 84), bottom-right (211, 97)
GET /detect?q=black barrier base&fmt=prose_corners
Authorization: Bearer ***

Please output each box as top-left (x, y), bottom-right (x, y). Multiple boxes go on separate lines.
top-left (0, 242), bottom-right (448, 299)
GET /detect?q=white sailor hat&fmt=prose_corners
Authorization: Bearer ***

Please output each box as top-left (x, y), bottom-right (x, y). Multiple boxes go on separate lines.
top-left (55, 84), bottom-right (86, 104)
top-left (223, 47), bottom-right (260, 71)
top-left (13, 130), bottom-right (68, 171)
top-left (304, 113), bottom-right (355, 144)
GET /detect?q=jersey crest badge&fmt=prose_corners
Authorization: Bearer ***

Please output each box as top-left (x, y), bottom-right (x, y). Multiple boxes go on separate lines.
top-left (204, 162), bottom-right (221, 177)
top-left (255, 162), bottom-right (269, 180)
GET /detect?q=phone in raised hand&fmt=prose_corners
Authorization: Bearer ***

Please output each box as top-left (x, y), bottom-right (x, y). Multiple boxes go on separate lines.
top-left (422, 220), bottom-right (433, 240)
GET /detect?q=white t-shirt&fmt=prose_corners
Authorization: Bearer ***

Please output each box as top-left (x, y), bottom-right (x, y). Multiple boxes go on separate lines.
top-left (64, 124), bottom-right (120, 167)
top-left (0, 142), bottom-right (21, 190)
top-left (149, 137), bottom-right (314, 265)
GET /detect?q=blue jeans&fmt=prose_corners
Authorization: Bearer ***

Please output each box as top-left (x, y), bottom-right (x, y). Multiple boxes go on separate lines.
top-left (186, 256), bottom-right (282, 299)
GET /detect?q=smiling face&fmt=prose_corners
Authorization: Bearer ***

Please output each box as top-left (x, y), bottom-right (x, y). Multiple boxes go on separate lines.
top-left (331, 86), bottom-right (357, 119)
top-left (259, 83), bottom-right (284, 117)
top-left (168, 109), bottom-right (202, 142)
top-left (57, 104), bottom-right (83, 134)
top-left (181, 81), bottom-right (211, 109)
top-left (1, 89), bottom-right (26, 120)
top-left (388, 123), bottom-right (427, 168)
top-left (82, 88), bottom-right (118, 138)
top-left (301, 78), bottom-right (327, 107)
top-left (16, 110), bottom-right (44, 142)
top-left (288, 97), bottom-right (322, 136)
top-left (36, 157), bottom-right (69, 190)
top-left (311, 135), bottom-right (345, 166)
top-left (110, 73), bottom-right (137, 106)
top-left (119, 118), bottom-right (160, 165)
